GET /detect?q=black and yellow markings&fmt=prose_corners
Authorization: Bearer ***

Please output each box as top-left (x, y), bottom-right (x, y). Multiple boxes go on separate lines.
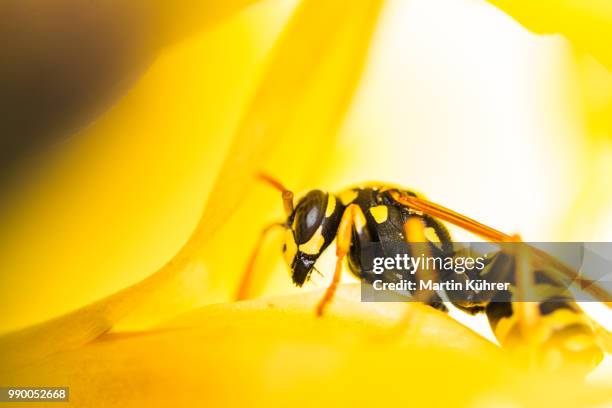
top-left (369, 205), bottom-right (388, 224)
top-left (338, 189), bottom-right (358, 206)
top-left (325, 195), bottom-right (337, 217)
top-left (283, 229), bottom-right (298, 265)
top-left (494, 306), bottom-right (599, 354)
top-left (299, 226), bottom-right (326, 255)
top-left (423, 226), bottom-right (441, 243)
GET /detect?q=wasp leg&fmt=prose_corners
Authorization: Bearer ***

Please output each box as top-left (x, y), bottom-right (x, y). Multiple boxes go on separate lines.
top-left (592, 320), bottom-right (612, 354)
top-left (390, 191), bottom-right (612, 307)
top-left (443, 246), bottom-right (493, 314)
top-left (258, 173), bottom-right (294, 216)
top-left (316, 204), bottom-right (367, 317)
top-left (508, 234), bottom-right (541, 370)
top-left (511, 234), bottom-right (540, 336)
top-left (235, 222), bottom-right (285, 301)
top-left (393, 216), bottom-right (448, 332)
top-left (403, 216), bottom-right (444, 307)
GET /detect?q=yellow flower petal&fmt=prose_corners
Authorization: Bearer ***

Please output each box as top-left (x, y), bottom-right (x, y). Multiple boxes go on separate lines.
top-left (1, 286), bottom-right (495, 404)
top-left (116, 0), bottom-right (386, 327)
top-left (158, 0), bottom-right (266, 43)
top-left (0, 2), bottom-right (291, 333)
top-left (0, 0), bottom-right (384, 367)
top-left (2, 287), bottom-right (609, 408)
top-left (486, 0), bottom-right (612, 69)
top-left (192, 0), bottom-right (385, 238)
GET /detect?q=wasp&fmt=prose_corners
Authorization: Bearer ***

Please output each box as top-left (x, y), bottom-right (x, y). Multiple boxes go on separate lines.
top-left (237, 174), bottom-right (610, 374)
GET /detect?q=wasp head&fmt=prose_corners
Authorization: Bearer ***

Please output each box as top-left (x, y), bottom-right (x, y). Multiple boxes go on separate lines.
top-left (282, 190), bottom-right (344, 286)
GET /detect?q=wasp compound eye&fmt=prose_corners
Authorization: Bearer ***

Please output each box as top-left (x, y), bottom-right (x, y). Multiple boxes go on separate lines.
top-left (292, 190), bottom-right (328, 244)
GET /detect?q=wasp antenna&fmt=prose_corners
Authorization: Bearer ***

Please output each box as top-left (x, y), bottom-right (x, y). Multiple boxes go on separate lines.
top-left (258, 172), bottom-right (294, 216)
top-left (258, 173), bottom-right (288, 192)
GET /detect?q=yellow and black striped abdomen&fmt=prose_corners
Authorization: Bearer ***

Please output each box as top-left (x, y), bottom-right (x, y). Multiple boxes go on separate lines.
top-left (483, 255), bottom-right (605, 374)
top-left (487, 300), bottom-right (603, 374)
